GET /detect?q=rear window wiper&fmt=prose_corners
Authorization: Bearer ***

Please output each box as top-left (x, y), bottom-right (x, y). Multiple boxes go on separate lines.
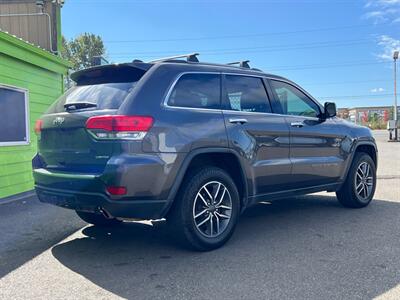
top-left (64, 102), bottom-right (97, 110)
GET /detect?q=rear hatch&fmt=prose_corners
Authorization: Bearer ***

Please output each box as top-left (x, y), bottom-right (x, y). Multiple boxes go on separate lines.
top-left (36, 63), bottom-right (151, 173)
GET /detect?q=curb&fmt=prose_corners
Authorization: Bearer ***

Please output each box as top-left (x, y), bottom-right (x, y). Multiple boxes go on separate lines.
top-left (0, 190), bottom-right (36, 205)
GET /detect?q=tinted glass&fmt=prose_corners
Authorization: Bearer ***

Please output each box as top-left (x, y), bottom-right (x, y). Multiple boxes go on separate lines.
top-left (270, 80), bottom-right (320, 117)
top-left (225, 75), bottom-right (271, 113)
top-left (168, 73), bottom-right (220, 109)
top-left (47, 82), bottom-right (136, 113)
top-left (0, 87), bottom-right (28, 144)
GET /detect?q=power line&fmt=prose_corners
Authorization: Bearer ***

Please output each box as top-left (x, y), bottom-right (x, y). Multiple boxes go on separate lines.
top-left (108, 58), bottom-right (390, 73)
top-left (68, 0), bottom-right (368, 7)
top-left (72, 0), bottom-right (359, 2)
top-left (302, 79), bottom-right (391, 86)
top-left (104, 24), bottom-right (377, 44)
top-left (317, 93), bottom-right (394, 99)
top-left (109, 38), bottom-right (371, 57)
top-left (267, 61), bottom-right (390, 72)
top-left (108, 56), bottom-right (390, 71)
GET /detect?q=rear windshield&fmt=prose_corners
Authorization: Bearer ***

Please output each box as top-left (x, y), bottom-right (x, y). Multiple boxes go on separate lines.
top-left (47, 82), bottom-right (136, 113)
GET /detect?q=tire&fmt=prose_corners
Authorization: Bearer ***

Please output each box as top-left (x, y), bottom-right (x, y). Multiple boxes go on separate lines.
top-left (168, 167), bottom-right (240, 251)
top-left (75, 210), bottom-right (122, 226)
top-left (336, 152), bottom-right (376, 208)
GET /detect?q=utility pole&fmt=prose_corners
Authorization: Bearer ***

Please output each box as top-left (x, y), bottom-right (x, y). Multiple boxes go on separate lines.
top-left (394, 51), bottom-right (399, 141)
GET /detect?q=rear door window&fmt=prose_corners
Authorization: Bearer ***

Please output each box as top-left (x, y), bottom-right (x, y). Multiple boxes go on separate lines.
top-left (167, 73), bottom-right (221, 109)
top-left (47, 82), bottom-right (136, 113)
top-left (224, 75), bottom-right (272, 113)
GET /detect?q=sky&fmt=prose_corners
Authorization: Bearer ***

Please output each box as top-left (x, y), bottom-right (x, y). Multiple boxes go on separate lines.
top-left (62, 0), bottom-right (400, 108)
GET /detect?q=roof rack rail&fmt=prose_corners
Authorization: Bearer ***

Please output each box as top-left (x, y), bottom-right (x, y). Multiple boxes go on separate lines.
top-left (149, 53), bottom-right (199, 63)
top-left (227, 60), bottom-right (250, 69)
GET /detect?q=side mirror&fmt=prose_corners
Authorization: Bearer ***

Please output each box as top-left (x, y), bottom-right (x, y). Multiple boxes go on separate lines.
top-left (323, 102), bottom-right (336, 119)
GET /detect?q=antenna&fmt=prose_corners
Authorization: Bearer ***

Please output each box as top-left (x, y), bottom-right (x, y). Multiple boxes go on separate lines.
top-left (227, 60), bottom-right (250, 69)
top-left (149, 53), bottom-right (199, 63)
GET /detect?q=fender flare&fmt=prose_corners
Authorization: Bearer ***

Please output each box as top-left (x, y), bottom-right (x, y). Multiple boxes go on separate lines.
top-left (160, 147), bottom-right (249, 217)
top-left (341, 138), bottom-right (378, 185)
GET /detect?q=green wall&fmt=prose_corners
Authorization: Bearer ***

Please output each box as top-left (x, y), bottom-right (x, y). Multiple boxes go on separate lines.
top-left (0, 31), bottom-right (70, 199)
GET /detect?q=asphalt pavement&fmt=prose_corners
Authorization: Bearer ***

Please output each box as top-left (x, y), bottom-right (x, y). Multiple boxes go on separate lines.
top-left (0, 130), bottom-right (399, 300)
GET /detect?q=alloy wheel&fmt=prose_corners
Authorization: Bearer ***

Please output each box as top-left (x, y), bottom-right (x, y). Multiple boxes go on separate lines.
top-left (192, 181), bottom-right (233, 238)
top-left (354, 161), bottom-right (374, 201)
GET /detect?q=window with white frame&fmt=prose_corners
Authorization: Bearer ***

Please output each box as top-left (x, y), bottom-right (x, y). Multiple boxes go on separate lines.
top-left (0, 85), bottom-right (29, 146)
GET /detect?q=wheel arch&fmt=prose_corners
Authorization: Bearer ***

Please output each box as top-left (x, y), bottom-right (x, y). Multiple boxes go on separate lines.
top-left (336, 140), bottom-right (377, 208)
top-left (162, 148), bottom-right (249, 217)
top-left (341, 139), bottom-right (378, 185)
top-left (354, 142), bottom-right (377, 167)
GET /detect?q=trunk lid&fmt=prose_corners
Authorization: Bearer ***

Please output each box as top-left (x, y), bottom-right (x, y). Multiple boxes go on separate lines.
top-left (39, 110), bottom-right (117, 173)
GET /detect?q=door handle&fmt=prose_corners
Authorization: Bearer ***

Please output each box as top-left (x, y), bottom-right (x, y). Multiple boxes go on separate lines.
top-left (229, 118), bottom-right (248, 125)
top-left (290, 121), bottom-right (304, 128)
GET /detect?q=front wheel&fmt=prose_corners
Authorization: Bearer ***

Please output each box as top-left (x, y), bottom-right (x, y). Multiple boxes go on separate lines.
top-left (168, 167), bottom-right (240, 251)
top-left (336, 153), bottom-right (376, 208)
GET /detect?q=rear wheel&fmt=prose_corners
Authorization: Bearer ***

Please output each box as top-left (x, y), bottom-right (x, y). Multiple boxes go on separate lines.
top-left (168, 167), bottom-right (240, 251)
top-left (75, 210), bottom-right (122, 226)
top-left (336, 153), bottom-right (376, 208)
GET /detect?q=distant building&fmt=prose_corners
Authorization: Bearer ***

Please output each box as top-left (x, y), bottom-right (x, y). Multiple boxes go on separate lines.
top-left (337, 108), bottom-right (349, 120)
top-left (0, 0), bottom-right (63, 53)
top-left (337, 106), bottom-right (399, 129)
top-left (0, 0), bottom-right (70, 200)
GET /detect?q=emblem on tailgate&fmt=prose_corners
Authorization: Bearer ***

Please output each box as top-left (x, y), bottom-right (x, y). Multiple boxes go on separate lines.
top-left (53, 117), bottom-right (65, 126)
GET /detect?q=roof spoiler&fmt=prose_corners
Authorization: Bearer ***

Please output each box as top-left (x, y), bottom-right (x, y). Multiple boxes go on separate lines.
top-left (70, 62), bottom-right (152, 85)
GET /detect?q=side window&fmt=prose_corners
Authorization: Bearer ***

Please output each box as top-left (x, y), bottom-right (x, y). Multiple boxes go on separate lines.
top-left (269, 80), bottom-right (320, 118)
top-left (224, 75), bottom-right (271, 113)
top-left (168, 73), bottom-right (220, 109)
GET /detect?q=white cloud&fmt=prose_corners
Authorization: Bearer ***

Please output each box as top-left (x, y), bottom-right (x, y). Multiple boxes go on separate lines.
top-left (379, 0), bottom-right (400, 4)
top-left (363, 10), bottom-right (395, 23)
top-left (366, 0), bottom-right (400, 7)
top-left (364, 0), bottom-right (400, 23)
top-left (370, 87), bottom-right (385, 92)
top-left (377, 35), bottom-right (400, 60)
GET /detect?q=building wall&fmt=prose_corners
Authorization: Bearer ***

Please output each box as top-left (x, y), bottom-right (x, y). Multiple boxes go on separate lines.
top-left (0, 0), bottom-right (60, 53)
top-left (0, 31), bottom-right (69, 199)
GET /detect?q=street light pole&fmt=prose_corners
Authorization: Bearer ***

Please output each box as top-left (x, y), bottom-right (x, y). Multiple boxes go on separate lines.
top-left (394, 51), bottom-right (399, 141)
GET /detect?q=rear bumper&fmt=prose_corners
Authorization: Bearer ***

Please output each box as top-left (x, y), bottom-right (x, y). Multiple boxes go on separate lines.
top-left (33, 168), bottom-right (168, 219)
top-left (35, 185), bottom-right (167, 219)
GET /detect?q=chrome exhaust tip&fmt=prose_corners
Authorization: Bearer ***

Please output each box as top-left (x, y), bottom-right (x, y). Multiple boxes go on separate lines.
top-left (98, 207), bottom-right (113, 219)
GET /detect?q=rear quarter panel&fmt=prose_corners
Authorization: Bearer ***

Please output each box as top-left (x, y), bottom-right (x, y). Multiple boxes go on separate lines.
top-left (120, 64), bottom-right (228, 153)
top-left (118, 64), bottom-right (228, 200)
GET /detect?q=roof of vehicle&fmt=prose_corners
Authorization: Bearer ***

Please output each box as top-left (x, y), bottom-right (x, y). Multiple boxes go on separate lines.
top-left (71, 56), bottom-right (289, 85)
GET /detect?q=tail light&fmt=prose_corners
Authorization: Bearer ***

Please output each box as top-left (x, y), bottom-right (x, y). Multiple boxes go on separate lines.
top-left (106, 186), bottom-right (127, 196)
top-left (86, 115), bottom-right (153, 140)
top-left (34, 119), bottom-right (43, 135)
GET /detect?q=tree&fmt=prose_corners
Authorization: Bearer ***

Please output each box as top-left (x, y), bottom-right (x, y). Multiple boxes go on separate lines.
top-left (61, 33), bottom-right (106, 71)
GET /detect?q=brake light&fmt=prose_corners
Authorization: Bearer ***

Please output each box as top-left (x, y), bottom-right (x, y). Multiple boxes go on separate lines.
top-left (34, 119), bottom-right (43, 135)
top-left (106, 186), bottom-right (127, 196)
top-left (86, 115), bottom-right (153, 140)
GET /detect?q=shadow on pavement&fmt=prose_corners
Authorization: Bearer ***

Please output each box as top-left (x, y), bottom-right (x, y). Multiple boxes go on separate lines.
top-left (0, 196), bottom-right (85, 278)
top-left (52, 195), bottom-right (400, 299)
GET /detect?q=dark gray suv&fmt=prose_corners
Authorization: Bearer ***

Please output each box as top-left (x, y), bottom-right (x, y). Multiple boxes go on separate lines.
top-left (32, 54), bottom-right (377, 250)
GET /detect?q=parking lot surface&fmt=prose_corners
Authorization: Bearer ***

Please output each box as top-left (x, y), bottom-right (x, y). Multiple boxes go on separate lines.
top-left (0, 130), bottom-right (399, 300)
